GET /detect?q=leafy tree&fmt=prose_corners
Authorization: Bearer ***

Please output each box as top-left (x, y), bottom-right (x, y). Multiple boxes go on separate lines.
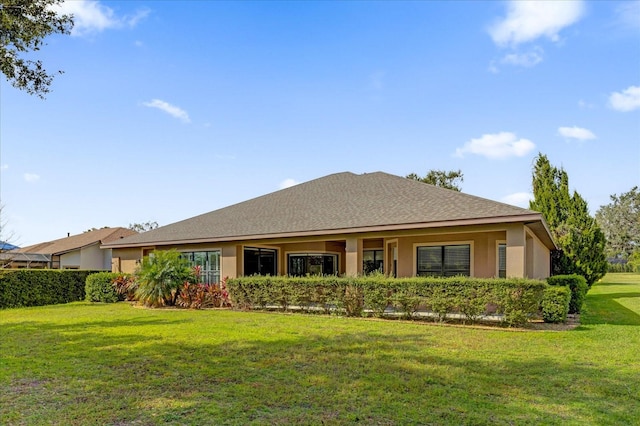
top-left (1, 0), bottom-right (74, 98)
top-left (406, 169), bottom-right (464, 191)
top-left (595, 186), bottom-right (639, 260)
top-left (529, 154), bottom-right (607, 286)
top-left (129, 221), bottom-right (159, 233)
top-left (0, 204), bottom-right (18, 267)
top-left (134, 249), bottom-right (196, 307)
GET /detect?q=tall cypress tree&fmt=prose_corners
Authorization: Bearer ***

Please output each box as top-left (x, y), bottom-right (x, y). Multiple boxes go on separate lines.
top-left (529, 154), bottom-right (607, 286)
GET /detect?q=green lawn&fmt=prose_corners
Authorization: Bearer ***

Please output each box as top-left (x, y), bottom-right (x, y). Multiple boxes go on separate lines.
top-left (1, 274), bottom-right (639, 425)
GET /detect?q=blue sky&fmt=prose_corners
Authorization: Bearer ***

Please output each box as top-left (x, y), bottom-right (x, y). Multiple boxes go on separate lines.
top-left (1, 0), bottom-right (639, 246)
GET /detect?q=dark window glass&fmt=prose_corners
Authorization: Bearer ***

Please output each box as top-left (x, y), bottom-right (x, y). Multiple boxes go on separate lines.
top-left (498, 243), bottom-right (507, 278)
top-left (363, 250), bottom-right (384, 274)
top-left (417, 245), bottom-right (470, 277)
top-left (288, 254), bottom-right (337, 276)
top-left (244, 247), bottom-right (277, 276)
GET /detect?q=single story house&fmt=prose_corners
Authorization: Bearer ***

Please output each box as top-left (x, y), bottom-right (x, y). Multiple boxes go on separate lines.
top-left (7, 227), bottom-right (137, 270)
top-left (103, 172), bottom-right (556, 282)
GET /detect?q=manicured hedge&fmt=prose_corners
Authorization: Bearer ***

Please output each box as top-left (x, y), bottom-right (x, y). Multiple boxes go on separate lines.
top-left (0, 270), bottom-right (100, 309)
top-left (227, 275), bottom-right (547, 327)
top-left (85, 272), bottom-right (121, 303)
top-left (541, 286), bottom-right (571, 323)
top-left (546, 274), bottom-right (588, 314)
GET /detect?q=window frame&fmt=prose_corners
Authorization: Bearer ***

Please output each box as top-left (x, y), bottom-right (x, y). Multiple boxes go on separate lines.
top-left (243, 246), bottom-right (278, 276)
top-left (285, 251), bottom-right (340, 276)
top-left (413, 241), bottom-right (474, 277)
top-left (179, 249), bottom-right (222, 284)
top-left (362, 249), bottom-right (384, 274)
top-left (496, 241), bottom-right (507, 278)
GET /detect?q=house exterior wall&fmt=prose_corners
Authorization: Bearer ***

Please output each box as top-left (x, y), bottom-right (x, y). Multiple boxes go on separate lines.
top-left (111, 222), bottom-right (551, 280)
top-left (112, 247), bottom-right (145, 273)
top-left (60, 250), bottom-right (81, 269)
top-left (79, 244), bottom-right (108, 270)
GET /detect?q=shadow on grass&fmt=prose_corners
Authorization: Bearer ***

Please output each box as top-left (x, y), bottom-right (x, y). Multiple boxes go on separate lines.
top-left (2, 313), bottom-right (639, 425)
top-left (582, 292), bottom-right (640, 326)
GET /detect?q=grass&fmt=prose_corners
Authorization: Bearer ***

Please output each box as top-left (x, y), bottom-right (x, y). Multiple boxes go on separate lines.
top-left (1, 274), bottom-right (639, 425)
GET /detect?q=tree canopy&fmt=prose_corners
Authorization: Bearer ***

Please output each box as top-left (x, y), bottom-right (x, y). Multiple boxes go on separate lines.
top-left (595, 186), bottom-right (639, 260)
top-left (1, 0), bottom-right (73, 98)
top-left (129, 221), bottom-right (159, 233)
top-left (406, 169), bottom-right (463, 191)
top-left (529, 154), bottom-right (607, 286)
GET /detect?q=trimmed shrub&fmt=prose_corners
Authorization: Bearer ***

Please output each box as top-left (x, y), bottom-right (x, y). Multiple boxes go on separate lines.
top-left (496, 279), bottom-right (547, 327)
top-left (85, 272), bottom-right (121, 303)
top-left (227, 275), bottom-right (547, 326)
top-left (0, 270), bottom-right (99, 309)
top-left (547, 274), bottom-right (588, 314)
top-left (541, 286), bottom-right (571, 323)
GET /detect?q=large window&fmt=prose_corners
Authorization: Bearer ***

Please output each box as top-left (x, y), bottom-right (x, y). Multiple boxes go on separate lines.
top-left (244, 247), bottom-right (277, 276)
top-left (363, 250), bottom-right (383, 274)
top-left (181, 250), bottom-right (221, 284)
top-left (497, 243), bottom-right (507, 278)
top-left (288, 253), bottom-right (337, 276)
top-left (416, 244), bottom-right (470, 277)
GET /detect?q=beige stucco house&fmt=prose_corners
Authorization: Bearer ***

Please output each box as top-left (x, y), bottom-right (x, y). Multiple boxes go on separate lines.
top-left (8, 227), bottom-right (137, 270)
top-left (104, 172), bottom-right (555, 282)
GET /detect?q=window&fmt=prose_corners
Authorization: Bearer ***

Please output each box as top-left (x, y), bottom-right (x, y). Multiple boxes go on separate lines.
top-left (416, 244), bottom-right (470, 277)
top-left (181, 251), bottom-right (221, 284)
top-left (497, 243), bottom-right (506, 278)
top-left (244, 247), bottom-right (277, 276)
top-left (288, 253), bottom-right (337, 276)
top-left (363, 249), bottom-right (383, 274)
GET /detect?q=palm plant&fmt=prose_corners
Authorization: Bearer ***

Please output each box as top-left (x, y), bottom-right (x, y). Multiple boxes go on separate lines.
top-left (134, 250), bottom-right (197, 307)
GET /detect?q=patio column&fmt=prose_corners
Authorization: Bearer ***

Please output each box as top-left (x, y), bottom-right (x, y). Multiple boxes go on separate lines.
top-left (506, 224), bottom-right (526, 278)
top-left (345, 237), bottom-right (363, 276)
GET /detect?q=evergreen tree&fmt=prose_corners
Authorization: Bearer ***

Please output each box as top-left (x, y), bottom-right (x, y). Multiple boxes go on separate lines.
top-left (529, 154), bottom-right (607, 286)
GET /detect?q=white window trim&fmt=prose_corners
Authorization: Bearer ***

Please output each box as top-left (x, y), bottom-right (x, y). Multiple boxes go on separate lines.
top-left (413, 241), bottom-right (475, 277)
top-left (178, 248), bottom-right (223, 283)
top-left (496, 240), bottom-right (506, 278)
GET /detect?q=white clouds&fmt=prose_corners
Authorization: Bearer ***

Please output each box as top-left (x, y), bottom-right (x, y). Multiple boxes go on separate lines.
top-left (489, 1), bottom-right (585, 47)
top-left (608, 85), bottom-right (640, 112)
top-left (279, 178), bottom-right (299, 190)
top-left (487, 1), bottom-right (584, 71)
top-left (55, 1), bottom-right (149, 36)
top-left (455, 132), bottom-right (535, 160)
top-left (500, 46), bottom-right (544, 67)
top-left (501, 192), bottom-right (533, 208)
top-left (142, 99), bottom-right (191, 123)
top-left (24, 173), bottom-right (40, 183)
top-left (578, 99), bottom-right (595, 109)
top-left (615, 1), bottom-right (640, 32)
top-left (558, 126), bottom-right (596, 141)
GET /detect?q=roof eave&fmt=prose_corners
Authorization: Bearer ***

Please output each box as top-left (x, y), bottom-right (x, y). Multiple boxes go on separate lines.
top-left (102, 213), bottom-right (547, 249)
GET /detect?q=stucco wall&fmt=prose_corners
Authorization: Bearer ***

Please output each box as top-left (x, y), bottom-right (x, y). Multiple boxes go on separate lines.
top-left (79, 244), bottom-right (109, 270)
top-left (60, 251), bottom-right (81, 269)
top-left (108, 223), bottom-right (551, 279)
top-left (394, 231), bottom-right (505, 278)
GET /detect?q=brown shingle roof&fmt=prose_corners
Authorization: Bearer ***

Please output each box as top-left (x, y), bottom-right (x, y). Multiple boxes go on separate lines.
top-left (104, 172), bottom-right (551, 248)
top-left (16, 227), bottom-right (137, 255)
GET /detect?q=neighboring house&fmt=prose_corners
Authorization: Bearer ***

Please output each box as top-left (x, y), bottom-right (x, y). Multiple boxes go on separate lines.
top-left (103, 172), bottom-right (556, 282)
top-left (0, 241), bottom-right (19, 251)
top-left (6, 227), bottom-right (137, 270)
